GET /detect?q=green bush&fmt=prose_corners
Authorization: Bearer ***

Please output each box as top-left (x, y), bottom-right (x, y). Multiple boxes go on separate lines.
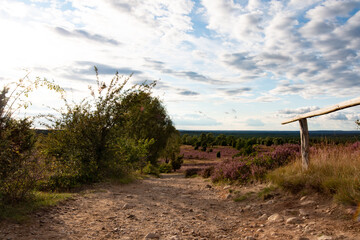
top-left (159, 163), bottom-right (172, 173)
top-left (142, 162), bottom-right (160, 177)
top-left (42, 69), bottom-right (177, 189)
top-left (170, 155), bottom-right (183, 172)
top-left (0, 77), bottom-right (61, 203)
top-left (0, 118), bottom-right (39, 202)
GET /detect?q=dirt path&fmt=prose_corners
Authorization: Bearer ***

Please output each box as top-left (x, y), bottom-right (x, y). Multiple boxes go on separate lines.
top-left (1, 174), bottom-right (359, 240)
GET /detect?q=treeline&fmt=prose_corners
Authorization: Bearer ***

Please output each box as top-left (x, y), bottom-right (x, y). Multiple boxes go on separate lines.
top-left (181, 133), bottom-right (298, 151)
top-left (0, 70), bottom-right (181, 204)
top-left (181, 132), bottom-right (360, 152)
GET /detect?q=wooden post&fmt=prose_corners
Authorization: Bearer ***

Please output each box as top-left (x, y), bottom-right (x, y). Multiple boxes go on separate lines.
top-left (299, 118), bottom-right (309, 171)
top-left (282, 96), bottom-right (360, 171)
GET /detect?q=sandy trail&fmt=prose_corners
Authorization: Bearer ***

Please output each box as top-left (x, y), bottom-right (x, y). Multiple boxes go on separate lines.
top-left (0, 173), bottom-right (359, 240)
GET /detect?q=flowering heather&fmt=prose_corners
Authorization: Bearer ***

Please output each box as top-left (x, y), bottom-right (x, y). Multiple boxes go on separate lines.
top-left (349, 141), bottom-right (360, 152)
top-left (210, 144), bottom-right (300, 183)
top-left (266, 144), bottom-right (300, 168)
top-left (211, 159), bottom-right (250, 183)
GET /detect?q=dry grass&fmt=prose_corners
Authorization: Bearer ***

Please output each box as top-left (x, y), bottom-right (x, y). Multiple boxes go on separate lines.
top-left (268, 143), bottom-right (360, 205)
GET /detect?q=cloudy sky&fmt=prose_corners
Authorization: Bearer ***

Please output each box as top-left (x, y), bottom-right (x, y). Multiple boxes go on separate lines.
top-left (1, 0), bottom-right (360, 130)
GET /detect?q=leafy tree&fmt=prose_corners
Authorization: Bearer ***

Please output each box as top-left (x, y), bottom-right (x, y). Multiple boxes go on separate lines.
top-left (120, 89), bottom-right (177, 165)
top-left (215, 134), bottom-right (227, 146)
top-left (181, 134), bottom-right (189, 144)
top-left (206, 133), bottom-right (215, 146)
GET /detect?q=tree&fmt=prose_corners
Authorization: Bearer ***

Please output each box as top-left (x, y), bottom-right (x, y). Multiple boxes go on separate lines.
top-left (120, 89), bottom-right (177, 165)
top-left (42, 68), bottom-right (178, 188)
top-left (215, 134), bottom-right (227, 146)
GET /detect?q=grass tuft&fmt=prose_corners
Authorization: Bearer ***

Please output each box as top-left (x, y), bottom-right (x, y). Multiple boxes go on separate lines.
top-left (268, 143), bottom-right (360, 205)
top-left (258, 186), bottom-right (277, 200)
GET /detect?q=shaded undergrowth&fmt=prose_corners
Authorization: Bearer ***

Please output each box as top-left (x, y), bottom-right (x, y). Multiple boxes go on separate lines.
top-left (0, 191), bottom-right (72, 222)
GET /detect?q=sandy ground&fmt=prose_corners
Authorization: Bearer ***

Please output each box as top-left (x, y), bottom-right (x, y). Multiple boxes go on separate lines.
top-left (1, 173), bottom-right (359, 240)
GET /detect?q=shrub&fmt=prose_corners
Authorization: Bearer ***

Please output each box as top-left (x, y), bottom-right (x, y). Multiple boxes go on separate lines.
top-left (211, 160), bottom-right (250, 183)
top-left (142, 162), bottom-right (160, 177)
top-left (0, 77), bottom-right (61, 203)
top-left (170, 155), bottom-right (183, 172)
top-left (207, 144), bottom-right (300, 184)
top-left (42, 69), bottom-right (177, 188)
top-left (200, 166), bottom-right (215, 178)
top-left (0, 118), bottom-right (39, 202)
top-left (184, 168), bottom-right (200, 178)
top-left (159, 163), bottom-right (172, 173)
top-left (111, 138), bottom-right (155, 173)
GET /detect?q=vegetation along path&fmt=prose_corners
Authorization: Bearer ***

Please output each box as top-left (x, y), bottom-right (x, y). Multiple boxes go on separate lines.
top-left (1, 174), bottom-right (360, 240)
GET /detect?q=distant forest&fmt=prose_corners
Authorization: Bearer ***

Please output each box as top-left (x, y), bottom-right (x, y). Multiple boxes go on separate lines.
top-left (180, 130), bottom-right (360, 146)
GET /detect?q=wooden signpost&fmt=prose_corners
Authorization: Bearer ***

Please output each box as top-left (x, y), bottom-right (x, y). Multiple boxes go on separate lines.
top-left (281, 96), bottom-right (360, 170)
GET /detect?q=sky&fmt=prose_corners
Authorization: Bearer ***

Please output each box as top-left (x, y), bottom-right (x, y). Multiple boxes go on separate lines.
top-left (1, 0), bottom-right (360, 131)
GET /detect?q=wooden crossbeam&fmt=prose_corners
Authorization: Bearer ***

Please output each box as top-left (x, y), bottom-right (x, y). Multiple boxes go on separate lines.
top-left (282, 96), bottom-right (360, 125)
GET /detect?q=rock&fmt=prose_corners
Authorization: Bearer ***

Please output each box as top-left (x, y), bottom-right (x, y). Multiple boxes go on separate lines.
top-left (244, 236), bottom-right (256, 240)
top-left (168, 236), bottom-right (181, 240)
top-left (243, 205), bottom-right (251, 211)
top-left (299, 209), bottom-right (309, 216)
top-left (258, 214), bottom-right (268, 220)
top-left (283, 209), bottom-right (299, 216)
top-left (126, 214), bottom-right (136, 219)
top-left (300, 200), bottom-right (315, 206)
top-left (345, 208), bottom-right (355, 215)
top-left (267, 213), bottom-right (284, 223)
top-left (122, 203), bottom-right (135, 210)
top-left (286, 217), bottom-right (303, 224)
top-left (317, 236), bottom-right (333, 240)
top-left (304, 225), bottom-right (313, 233)
top-left (145, 232), bottom-right (160, 239)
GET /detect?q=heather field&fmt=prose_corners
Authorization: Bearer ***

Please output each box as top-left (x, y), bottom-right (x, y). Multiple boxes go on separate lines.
top-left (179, 144), bottom-right (300, 180)
top-left (178, 145), bottom-right (242, 174)
top-left (180, 141), bottom-right (360, 206)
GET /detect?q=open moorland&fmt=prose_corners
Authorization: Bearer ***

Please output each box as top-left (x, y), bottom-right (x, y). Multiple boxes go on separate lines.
top-left (1, 144), bottom-right (360, 240)
top-left (2, 75), bottom-right (360, 240)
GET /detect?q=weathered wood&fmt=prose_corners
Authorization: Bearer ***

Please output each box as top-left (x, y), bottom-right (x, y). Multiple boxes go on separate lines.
top-left (299, 119), bottom-right (309, 171)
top-left (282, 96), bottom-right (360, 125)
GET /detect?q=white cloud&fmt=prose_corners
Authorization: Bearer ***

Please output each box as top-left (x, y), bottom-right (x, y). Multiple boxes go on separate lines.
top-left (1, 0), bottom-right (360, 130)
